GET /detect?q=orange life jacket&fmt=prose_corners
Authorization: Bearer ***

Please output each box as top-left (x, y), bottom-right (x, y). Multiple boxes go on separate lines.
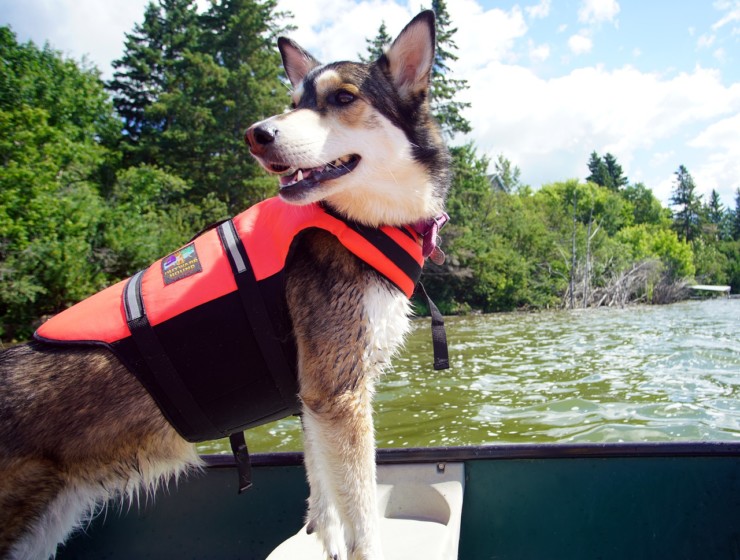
top-left (35, 197), bottom-right (426, 444)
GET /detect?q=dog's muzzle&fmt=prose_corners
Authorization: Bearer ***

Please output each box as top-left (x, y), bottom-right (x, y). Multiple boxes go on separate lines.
top-left (245, 123), bottom-right (278, 158)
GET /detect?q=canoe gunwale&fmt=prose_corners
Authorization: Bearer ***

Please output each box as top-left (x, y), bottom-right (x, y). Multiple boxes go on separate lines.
top-left (203, 441), bottom-right (740, 469)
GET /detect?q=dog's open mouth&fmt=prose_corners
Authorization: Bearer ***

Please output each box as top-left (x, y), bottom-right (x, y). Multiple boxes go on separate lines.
top-left (271, 154), bottom-right (361, 193)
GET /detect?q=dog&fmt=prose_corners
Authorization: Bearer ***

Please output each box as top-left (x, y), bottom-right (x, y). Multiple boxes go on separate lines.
top-left (0, 10), bottom-right (449, 560)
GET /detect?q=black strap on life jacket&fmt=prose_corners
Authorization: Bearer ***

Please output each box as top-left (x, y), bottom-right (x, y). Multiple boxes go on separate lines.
top-left (123, 270), bottom-right (221, 438)
top-left (415, 282), bottom-right (450, 370)
top-left (216, 220), bottom-right (298, 406)
top-left (217, 219), bottom-right (303, 493)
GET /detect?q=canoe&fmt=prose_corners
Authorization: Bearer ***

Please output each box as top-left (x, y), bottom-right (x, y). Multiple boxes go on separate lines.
top-left (57, 442), bottom-right (740, 559)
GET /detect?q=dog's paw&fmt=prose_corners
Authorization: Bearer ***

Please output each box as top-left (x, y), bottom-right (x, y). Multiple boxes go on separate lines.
top-left (306, 509), bottom-right (347, 560)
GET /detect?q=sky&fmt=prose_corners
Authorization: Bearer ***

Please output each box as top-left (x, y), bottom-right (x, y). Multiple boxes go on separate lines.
top-left (2, 0), bottom-right (740, 208)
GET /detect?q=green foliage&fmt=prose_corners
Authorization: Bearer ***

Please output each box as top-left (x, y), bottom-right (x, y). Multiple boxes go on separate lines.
top-left (109, 0), bottom-right (288, 212)
top-left (733, 189), bottom-right (740, 241)
top-left (670, 164), bottom-right (703, 242)
top-left (622, 182), bottom-right (670, 227)
top-left (103, 165), bottom-right (228, 278)
top-left (691, 238), bottom-right (728, 285)
top-left (718, 240), bottom-right (740, 292)
top-left (616, 225), bottom-right (695, 279)
top-left (0, 28), bottom-right (119, 339)
top-left (586, 151), bottom-right (627, 191)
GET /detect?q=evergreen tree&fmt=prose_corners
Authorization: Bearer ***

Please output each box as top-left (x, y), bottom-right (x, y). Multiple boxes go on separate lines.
top-left (493, 154), bottom-right (522, 193)
top-left (732, 188), bottom-right (740, 241)
top-left (109, 0), bottom-right (290, 211)
top-left (429, 0), bottom-right (471, 136)
top-left (586, 151), bottom-right (627, 190)
top-left (195, 0), bottom-right (291, 208)
top-left (360, 21), bottom-right (392, 62)
top-left (670, 165), bottom-right (703, 242)
top-left (706, 190), bottom-right (724, 223)
top-left (705, 189), bottom-right (729, 240)
top-left (109, 0), bottom-right (200, 148)
top-left (603, 152), bottom-right (628, 190)
top-left (586, 151), bottom-right (611, 188)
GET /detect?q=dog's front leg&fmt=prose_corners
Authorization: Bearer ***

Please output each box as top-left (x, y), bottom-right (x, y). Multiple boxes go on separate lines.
top-left (301, 387), bottom-right (383, 560)
top-left (302, 411), bottom-right (348, 560)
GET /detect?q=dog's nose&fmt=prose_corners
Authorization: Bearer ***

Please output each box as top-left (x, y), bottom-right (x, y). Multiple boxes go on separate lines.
top-left (245, 124), bottom-right (277, 154)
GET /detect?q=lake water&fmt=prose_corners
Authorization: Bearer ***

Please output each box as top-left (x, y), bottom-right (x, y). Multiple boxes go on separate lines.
top-left (197, 298), bottom-right (740, 454)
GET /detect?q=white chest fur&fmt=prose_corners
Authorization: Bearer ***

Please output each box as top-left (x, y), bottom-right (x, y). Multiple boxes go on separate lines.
top-left (362, 282), bottom-right (413, 372)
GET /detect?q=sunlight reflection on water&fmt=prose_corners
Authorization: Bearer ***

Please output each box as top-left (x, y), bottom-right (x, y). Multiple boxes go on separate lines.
top-left (197, 298), bottom-right (740, 454)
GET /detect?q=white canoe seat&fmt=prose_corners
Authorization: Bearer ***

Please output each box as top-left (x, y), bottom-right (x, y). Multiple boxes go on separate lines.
top-left (267, 462), bottom-right (465, 560)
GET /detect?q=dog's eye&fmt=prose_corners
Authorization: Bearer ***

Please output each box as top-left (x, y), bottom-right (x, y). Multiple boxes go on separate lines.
top-left (333, 90), bottom-right (356, 106)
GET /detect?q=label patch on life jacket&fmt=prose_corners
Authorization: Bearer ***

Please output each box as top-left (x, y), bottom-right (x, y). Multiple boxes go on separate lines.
top-left (162, 242), bottom-right (202, 285)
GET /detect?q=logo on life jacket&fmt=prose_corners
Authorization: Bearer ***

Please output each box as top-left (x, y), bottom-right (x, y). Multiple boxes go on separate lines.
top-left (162, 243), bottom-right (202, 285)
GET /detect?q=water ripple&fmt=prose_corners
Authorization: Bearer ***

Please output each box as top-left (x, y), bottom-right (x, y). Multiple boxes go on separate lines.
top-left (198, 299), bottom-right (740, 453)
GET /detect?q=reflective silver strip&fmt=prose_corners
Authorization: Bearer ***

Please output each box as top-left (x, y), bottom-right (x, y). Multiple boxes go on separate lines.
top-left (124, 270), bottom-right (146, 321)
top-left (218, 222), bottom-right (247, 274)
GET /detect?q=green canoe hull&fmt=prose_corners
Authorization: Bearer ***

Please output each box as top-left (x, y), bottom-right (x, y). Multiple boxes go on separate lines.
top-left (57, 443), bottom-right (740, 559)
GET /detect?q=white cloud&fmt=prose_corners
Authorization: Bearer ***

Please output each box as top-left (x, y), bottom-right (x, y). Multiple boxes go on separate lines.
top-left (275, 0), bottom-right (528, 73)
top-left (568, 33), bottom-right (593, 54)
top-left (528, 40), bottom-right (551, 62)
top-left (441, 1), bottom-right (528, 71)
top-left (687, 112), bottom-right (740, 203)
top-left (711, 1), bottom-right (740, 30)
top-left (577, 0), bottom-right (620, 25)
top-left (525, 0), bottom-right (551, 19)
top-left (697, 33), bottom-right (716, 48)
top-left (2, 0), bottom-right (150, 78)
top-left (275, 0), bottom-right (414, 62)
top-left (459, 62), bottom-right (740, 205)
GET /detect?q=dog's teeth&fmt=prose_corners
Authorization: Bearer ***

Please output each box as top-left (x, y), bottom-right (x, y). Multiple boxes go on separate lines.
top-left (296, 169), bottom-right (304, 182)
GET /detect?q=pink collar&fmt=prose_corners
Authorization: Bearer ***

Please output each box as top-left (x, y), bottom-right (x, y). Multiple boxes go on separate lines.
top-left (411, 212), bottom-right (449, 265)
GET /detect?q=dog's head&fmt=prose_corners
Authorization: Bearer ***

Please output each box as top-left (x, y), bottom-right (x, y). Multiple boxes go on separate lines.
top-left (245, 11), bottom-right (450, 227)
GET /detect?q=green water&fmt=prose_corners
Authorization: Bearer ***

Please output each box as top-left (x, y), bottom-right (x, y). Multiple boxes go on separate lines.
top-left (197, 298), bottom-right (740, 455)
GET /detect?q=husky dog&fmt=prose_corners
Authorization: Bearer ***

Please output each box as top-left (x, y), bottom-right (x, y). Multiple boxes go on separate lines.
top-left (0, 10), bottom-right (449, 560)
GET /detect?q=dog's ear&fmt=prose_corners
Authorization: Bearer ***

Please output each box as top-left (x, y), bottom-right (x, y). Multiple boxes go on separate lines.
top-left (278, 37), bottom-right (320, 88)
top-left (384, 10), bottom-right (436, 98)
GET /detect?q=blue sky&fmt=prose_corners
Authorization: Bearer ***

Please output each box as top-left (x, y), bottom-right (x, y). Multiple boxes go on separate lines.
top-left (2, 0), bottom-right (739, 208)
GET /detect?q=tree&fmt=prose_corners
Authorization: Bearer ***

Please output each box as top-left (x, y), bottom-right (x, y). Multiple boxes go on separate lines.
top-left (586, 151), bottom-right (611, 189)
top-left (733, 188), bottom-right (740, 241)
top-left (603, 153), bottom-right (628, 190)
top-left (194, 0), bottom-right (291, 209)
top-left (109, 0), bottom-right (201, 148)
top-left (0, 28), bottom-right (119, 339)
top-left (428, 0), bottom-right (471, 136)
top-left (622, 182), bottom-right (669, 227)
top-left (586, 151), bottom-right (627, 191)
top-left (360, 21), bottom-right (392, 62)
top-left (670, 165), bottom-right (703, 242)
top-left (492, 154), bottom-right (522, 193)
top-left (704, 189), bottom-right (729, 241)
top-left (109, 0), bottom-right (288, 211)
